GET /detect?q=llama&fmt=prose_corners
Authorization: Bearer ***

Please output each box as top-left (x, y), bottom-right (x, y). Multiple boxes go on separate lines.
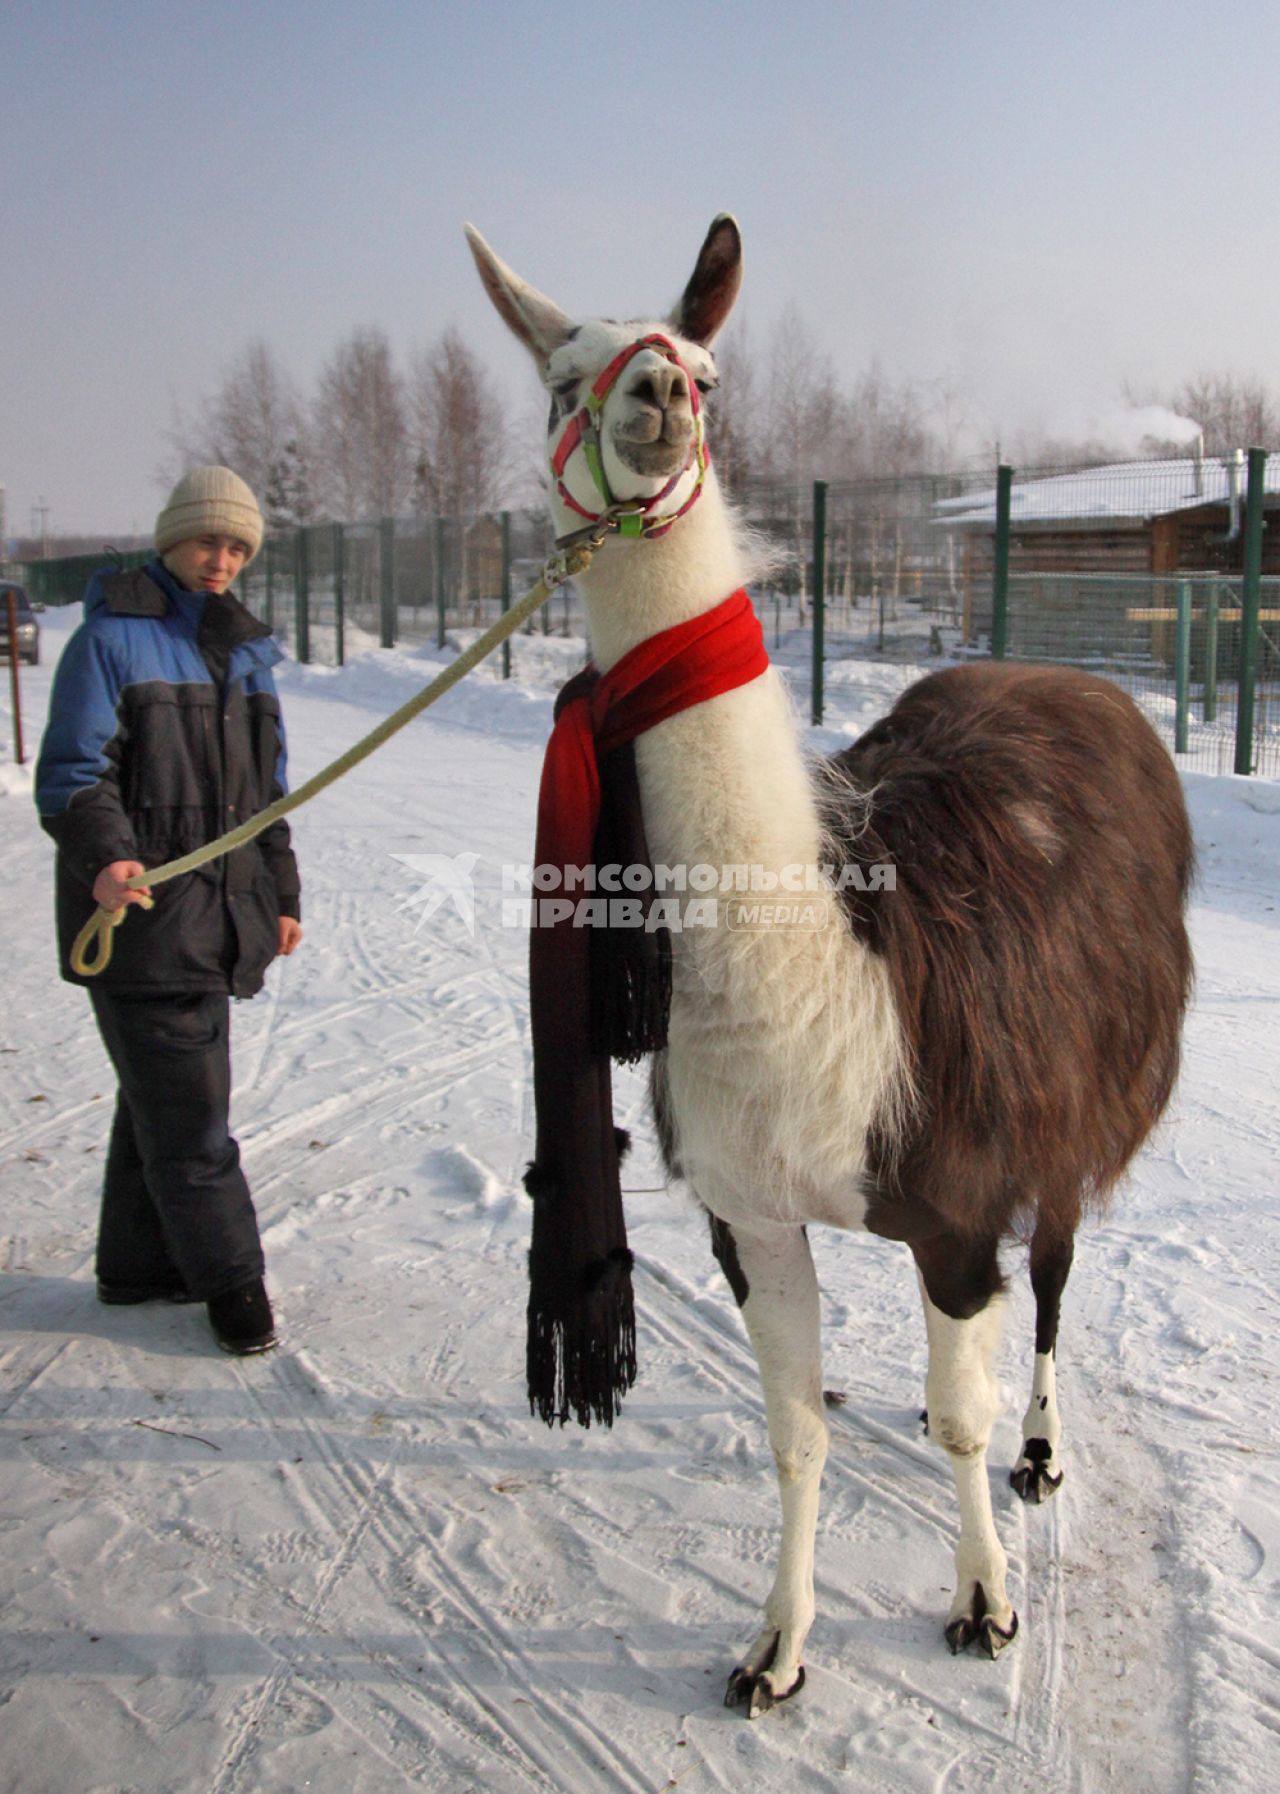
top-left (467, 216), bottom-right (1194, 1715)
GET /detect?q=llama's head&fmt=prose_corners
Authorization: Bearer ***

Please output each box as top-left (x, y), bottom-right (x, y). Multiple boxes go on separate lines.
top-left (465, 216), bottom-right (742, 543)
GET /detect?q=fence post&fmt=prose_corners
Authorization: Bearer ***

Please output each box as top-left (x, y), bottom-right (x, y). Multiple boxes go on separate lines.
top-left (811, 479), bottom-right (827, 726)
top-left (332, 522), bottom-right (345, 668)
top-left (5, 590), bottom-right (24, 766)
top-left (1203, 579), bottom-right (1219, 722)
top-left (1174, 579), bottom-right (1192, 754)
top-left (379, 519), bottom-right (395, 650)
top-left (435, 516), bottom-right (447, 649)
top-left (1234, 447), bottom-right (1267, 775)
top-left (295, 528), bottom-right (310, 665)
top-left (500, 510), bottom-right (512, 680)
top-left (264, 536), bottom-right (275, 632)
top-left (991, 464), bottom-right (1013, 659)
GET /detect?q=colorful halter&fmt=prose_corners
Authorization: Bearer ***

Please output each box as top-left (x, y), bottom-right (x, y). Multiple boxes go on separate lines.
top-left (549, 333), bottom-right (709, 545)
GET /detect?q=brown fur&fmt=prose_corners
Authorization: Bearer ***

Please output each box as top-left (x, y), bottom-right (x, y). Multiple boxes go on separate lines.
top-left (826, 662), bottom-right (1194, 1251)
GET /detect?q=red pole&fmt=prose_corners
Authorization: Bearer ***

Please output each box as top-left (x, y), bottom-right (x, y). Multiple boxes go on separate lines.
top-left (5, 590), bottom-right (24, 767)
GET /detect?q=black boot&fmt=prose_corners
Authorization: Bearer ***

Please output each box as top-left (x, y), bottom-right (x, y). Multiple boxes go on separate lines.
top-left (208, 1278), bottom-right (277, 1355)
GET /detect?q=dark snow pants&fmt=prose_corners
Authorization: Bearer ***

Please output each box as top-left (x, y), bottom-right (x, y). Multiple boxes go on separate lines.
top-left (89, 989), bottom-right (265, 1301)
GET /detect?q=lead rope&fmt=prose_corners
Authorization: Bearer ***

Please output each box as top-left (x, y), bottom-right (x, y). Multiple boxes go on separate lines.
top-left (70, 530), bottom-right (610, 977)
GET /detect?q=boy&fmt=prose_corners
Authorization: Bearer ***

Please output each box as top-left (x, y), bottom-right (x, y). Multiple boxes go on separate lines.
top-left (35, 466), bottom-right (302, 1353)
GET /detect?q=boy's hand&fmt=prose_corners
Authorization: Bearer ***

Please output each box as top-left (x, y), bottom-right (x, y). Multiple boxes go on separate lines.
top-left (93, 861), bottom-right (152, 911)
top-left (277, 917), bottom-right (303, 957)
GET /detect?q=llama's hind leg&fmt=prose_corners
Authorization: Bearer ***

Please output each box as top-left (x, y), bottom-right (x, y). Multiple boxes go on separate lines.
top-left (709, 1214), bottom-right (827, 1717)
top-left (912, 1233), bottom-right (1018, 1658)
top-left (1011, 1220), bottom-right (1074, 1503)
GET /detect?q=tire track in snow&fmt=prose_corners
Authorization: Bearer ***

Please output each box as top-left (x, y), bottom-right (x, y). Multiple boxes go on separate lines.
top-left (208, 1437), bottom-right (410, 1794)
top-left (208, 1347), bottom-right (653, 1793)
top-left (360, 1480), bottom-right (658, 1794)
top-left (194, 1343), bottom-right (466, 1791)
top-left (239, 1030), bottom-right (521, 1215)
top-left (0, 1090), bottom-right (115, 1159)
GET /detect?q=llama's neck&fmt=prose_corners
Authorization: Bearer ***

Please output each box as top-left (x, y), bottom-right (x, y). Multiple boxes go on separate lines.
top-left (576, 469), bottom-right (751, 672)
top-left (635, 672), bottom-right (823, 890)
top-left (573, 474), bottom-right (821, 884)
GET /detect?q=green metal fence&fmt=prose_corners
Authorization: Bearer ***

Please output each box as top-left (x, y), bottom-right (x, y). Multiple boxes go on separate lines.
top-left (242, 508), bottom-right (567, 672)
top-left (18, 549), bottom-right (150, 607)
top-left (995, 571), bottom-right (1280, 777)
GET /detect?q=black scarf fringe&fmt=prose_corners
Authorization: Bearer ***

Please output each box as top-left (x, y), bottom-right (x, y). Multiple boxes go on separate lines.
top-left (527, 1246), bottom-right (637, 1428)
top-left (597, 928), bottom-right (672, 1064)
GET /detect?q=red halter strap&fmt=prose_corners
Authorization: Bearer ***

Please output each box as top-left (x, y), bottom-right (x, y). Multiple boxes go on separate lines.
top-left (549, 333), bottom-right (709, 542)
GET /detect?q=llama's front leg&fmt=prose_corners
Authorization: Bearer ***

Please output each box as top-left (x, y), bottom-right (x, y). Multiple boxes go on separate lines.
top-left (1011, 1221), bottom-right (1074, 1503)
top-left (709, 1215), bottom-right (827, 1716)
top-left (913, 1237), bottom-right (1018, 1658)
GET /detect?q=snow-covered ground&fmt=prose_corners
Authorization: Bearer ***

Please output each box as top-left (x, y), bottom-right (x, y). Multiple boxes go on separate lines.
top-left (1, 605), bottom-right (1277, 1794)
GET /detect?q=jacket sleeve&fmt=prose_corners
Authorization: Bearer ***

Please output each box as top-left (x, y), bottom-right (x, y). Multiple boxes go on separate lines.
top-left (257, 670), bottom-right (302, 922)
top-left (34, 624), bottom-right (140, 889)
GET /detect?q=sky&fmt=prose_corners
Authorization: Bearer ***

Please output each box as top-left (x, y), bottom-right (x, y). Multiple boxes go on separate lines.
top-left (5, 0), bottom-right (1280, 541)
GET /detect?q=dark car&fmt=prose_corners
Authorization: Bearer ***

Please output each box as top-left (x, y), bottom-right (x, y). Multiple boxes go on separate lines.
top-left (0, 582), bottom-right (40, 666)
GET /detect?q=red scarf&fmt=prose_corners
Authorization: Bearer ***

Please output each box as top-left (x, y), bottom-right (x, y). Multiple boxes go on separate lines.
top-left (526, 588), bottom-right (769, 1428)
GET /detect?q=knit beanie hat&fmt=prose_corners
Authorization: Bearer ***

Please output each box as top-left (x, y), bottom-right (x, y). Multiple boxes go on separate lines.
top-left (155, 466), bottom-right (264, 564)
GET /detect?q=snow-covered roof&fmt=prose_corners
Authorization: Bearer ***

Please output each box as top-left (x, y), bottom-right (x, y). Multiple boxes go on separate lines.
top-left (937, 455), bottom-right (1280, 527)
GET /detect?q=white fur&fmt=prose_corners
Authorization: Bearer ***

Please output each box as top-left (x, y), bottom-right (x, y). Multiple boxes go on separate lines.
top-left (1015, 1348), bottom-right (1063, 1484)
top-left (640, 664), bottom-right (908, 1230)
top-left (729, 1222), bottom-right (828, 1703)
top-left (918, 1276), bottom-right (1014, 1635)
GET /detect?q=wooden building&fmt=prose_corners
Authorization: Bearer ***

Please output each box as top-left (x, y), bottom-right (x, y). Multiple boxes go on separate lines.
top-left (940, 455), bottom-right (1280, 643)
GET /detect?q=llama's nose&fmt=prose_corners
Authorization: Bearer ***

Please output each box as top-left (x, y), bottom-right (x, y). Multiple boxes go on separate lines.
top-left (628, 360), bottom-right (687, 413)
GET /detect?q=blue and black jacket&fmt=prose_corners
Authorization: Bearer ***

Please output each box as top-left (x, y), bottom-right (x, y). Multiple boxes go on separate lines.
top-left (35, 559), bottom-right (301, 998)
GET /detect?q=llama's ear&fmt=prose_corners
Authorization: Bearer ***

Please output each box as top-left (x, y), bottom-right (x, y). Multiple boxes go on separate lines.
top-left (464, 225), bottom-right (572, 366)
top-left (671, 214), bottom-right (743, 346)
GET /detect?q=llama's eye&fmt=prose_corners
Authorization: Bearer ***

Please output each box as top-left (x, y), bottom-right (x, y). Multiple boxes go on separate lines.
top-left (694, 377), bottom-right (716, 396)
top-left (553, 378), bottom-right (580, 403)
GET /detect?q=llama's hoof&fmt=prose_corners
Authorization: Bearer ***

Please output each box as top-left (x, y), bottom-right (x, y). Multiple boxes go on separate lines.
top-left (946, 1611), bottom-right (1018, 1658)
top-left (944, 1584), bottom-right (1018, 1658)
top-left (1010, 1438), bottom-right (1063, 1504)
top-left (725, 1662), bottom-right (805, 1718)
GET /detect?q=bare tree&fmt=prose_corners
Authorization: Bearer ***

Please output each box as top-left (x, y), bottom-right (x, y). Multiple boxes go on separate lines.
top-left (162, 340), bottom-right (314, 525)
top-left (406, 327), bottom-right (512, 608)
top-left (1169, 372), bottom-right (1280, 454)
top-left (759, 304), bottom-right (841, 486)
top-left (843, 359), bottom-right (934, 478)
top-left (407, 326), bottom-right (508, 518)
top-left (706, 319), bottom-right (761, 493)
top-left (312, 327), bottom-right (411, 520)
top-left (261, 435), bottom-right (318, 529)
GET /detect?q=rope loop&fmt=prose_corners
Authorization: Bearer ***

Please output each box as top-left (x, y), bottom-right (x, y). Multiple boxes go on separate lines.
top-left (71, 895), bottom-right (154, 978)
